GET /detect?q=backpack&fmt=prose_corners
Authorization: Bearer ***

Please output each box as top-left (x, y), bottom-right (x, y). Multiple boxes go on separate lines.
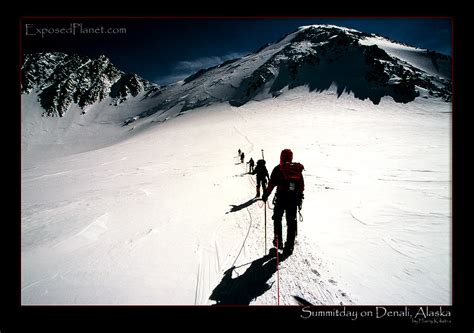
top-left (256, 159), bottom-right (266, 166)
top-left (279, 162), bottom-right (304, 193)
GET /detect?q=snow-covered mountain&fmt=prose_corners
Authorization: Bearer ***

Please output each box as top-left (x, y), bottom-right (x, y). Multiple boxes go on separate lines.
top-left (130, 25), bottom-right (450, 123)
top-left (22, 24), bottom-right (451, 125)
top-left (21, 52), bottom-right (159, 117)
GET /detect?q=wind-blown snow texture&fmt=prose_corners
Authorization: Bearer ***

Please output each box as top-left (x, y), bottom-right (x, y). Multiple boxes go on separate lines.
top-left (21, 25), bottom-right (451, 305)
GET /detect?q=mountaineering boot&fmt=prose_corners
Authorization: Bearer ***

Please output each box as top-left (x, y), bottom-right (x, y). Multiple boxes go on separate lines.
top-left (283, 242), bottom-right (294, 257)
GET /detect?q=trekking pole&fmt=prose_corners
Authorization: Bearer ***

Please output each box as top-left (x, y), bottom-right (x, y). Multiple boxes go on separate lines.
top-left (262, 148), bottom-right (266, 255)
top-left (264, 201), bottom-right (267, 255)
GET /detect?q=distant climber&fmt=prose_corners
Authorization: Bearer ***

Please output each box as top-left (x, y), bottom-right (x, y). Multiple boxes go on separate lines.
top-left (252, 159), bottom-right (269, 197)
top-left (247, 158), bottom-right (255, 173)
top-left (240, 152), bottom-right (245, 164)
top-left (262, 149), bottom-right (304, 257)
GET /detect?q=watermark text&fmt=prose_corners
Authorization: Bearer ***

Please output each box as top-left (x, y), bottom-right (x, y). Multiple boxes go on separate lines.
top-left (25, 23), bottom-right (127, 38)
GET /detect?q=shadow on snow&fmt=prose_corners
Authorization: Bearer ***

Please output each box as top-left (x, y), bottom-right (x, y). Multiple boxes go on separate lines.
top-left (209, 250), bottom-right (281, 305)
top-left (226, 197), bottom-right (258, 214)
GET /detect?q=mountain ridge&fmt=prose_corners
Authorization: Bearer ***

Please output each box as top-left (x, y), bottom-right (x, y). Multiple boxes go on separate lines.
top-left (21, 52), bottom-right (159, 117)
top-left (22, 24), bottom-right (452, 122)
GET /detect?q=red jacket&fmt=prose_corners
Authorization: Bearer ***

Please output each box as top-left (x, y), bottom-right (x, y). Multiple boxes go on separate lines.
top-left (265, 149), bottom-right (304, 196)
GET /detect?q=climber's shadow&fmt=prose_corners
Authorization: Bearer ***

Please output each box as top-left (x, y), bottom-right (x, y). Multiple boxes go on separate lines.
top-left (226, 197), bottom-right (258, 214)
top-left (209, 250), bottom-right (279, 305)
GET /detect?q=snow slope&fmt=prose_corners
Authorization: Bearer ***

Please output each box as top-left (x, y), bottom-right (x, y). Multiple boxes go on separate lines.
top-left (21, 87), bottom-right (451, 305)
top-left (359, 35), bottom-right (451, 80)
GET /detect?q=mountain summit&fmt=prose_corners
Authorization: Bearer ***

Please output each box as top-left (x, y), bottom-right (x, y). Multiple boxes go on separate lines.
top-left (133, 24), bottom-right (451, 123)
top-left (22, 25), bottom-right (451, 120)
top-left (229, 25), bottom-right (451, 106)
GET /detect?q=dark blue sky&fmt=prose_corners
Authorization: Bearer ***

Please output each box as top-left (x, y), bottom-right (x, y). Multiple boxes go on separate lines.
top-left (22, 18), bottom-right (452, 86)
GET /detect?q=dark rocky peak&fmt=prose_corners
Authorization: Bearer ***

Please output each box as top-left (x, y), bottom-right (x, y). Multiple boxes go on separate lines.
top-left (22, 52), bottom-right (158, 116)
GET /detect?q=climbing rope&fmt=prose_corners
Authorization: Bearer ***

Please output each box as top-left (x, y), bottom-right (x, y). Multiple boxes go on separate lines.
top-left (232, 150), bottom-right (282, 305)
top-left (230, 208), bottom-right (253, 269)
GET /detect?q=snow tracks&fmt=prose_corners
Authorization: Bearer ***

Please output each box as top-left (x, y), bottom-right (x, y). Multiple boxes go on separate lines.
top-left (195, 140), bottom-right (353, 305)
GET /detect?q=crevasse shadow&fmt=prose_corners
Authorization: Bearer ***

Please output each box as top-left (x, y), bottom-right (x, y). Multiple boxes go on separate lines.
top-left (209, 250), bottom-right (279, 305)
